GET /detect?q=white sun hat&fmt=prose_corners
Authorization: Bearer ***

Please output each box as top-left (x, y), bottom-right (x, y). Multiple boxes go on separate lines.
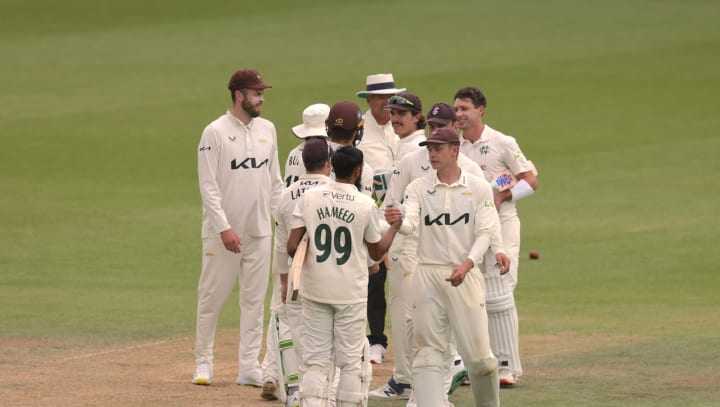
top-left (355, 73), bottom-right (406, 98)
top-left (291, 103), bottom-right (331, 139)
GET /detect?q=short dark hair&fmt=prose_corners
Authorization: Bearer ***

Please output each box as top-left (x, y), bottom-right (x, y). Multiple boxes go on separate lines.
top-left (331, 146), bottom-right (363, 180)
top-left (328, 127), bottom-right (356, 143)
top-left (230, 88), bottom-right (248, 104)
top-left (454, 86), bottom-right (487, 108)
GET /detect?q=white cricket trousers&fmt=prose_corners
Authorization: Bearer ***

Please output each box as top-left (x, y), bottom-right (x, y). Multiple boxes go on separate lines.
top-left (412, 264), bottom-right (499, 407)
top-left (300, 299), bottom-right (366, 407)
top-left (194, 235), bottom-right (271, 372)
top-left (387, 234), bottom-right (415, 385)
top-left (483, 215), bottom-right (522, 377)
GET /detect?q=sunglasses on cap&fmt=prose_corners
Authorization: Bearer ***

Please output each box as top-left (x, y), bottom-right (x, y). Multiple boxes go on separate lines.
top-left (388, 95), bottom-right (415, 107)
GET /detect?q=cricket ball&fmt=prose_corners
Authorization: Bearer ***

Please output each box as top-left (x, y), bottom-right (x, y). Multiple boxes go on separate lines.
top-left (529, 250), bottom-right (540, 260)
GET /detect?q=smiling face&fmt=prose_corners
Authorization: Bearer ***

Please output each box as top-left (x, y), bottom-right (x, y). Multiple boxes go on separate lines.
top-left (367, 94), bottom-right (391, 124)
top-left (453, 97), bottom-right (484, 131)
top-left (389, 109), bottom-right (420, 138)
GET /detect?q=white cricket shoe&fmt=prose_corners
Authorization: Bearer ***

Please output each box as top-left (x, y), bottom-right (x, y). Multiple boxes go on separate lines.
top-left (368, 378), bottom-right (411, 399)
top-left (192, 359), bottom-right (213, 385)
top-left (368, 344), bottom-right (385, 364)
top-left (286, 386), bottom-right (300, 407)
top-left (236, 367), bottom-right (263, 387)
top-left (499, 369), bottom-right (518, 387)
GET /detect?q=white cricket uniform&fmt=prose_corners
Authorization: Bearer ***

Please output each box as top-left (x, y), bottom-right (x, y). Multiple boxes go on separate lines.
top-left (284, 142), bottom-right (304, 187)
top-left (196, 111), bottom-right (284, 372)
top-left (357, 110), bottom-right (397, 172)
top-left (290, 181), bottom-right (382, 406)
top-left (261, 173), bottom-right (333, 386)
top-left (395, 129), bottom-right (426, 163)
top-left (380, 149), bottom-right (487, 386)
top-left (460, 124), bottom-right (533, 379)
top-left (400, 171), bottom-right (502, 407)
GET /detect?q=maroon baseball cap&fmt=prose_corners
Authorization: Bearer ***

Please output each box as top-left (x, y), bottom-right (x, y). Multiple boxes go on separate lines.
top-left (419, 127), bottom-right (460, 146)
top-left (385, 92), bottom-right (422, 113)
top-left (227, 69), bottom-right (272, 91)
top-left (327, 101), bottom-right (364, 130)
top-left (426, 103), bottom-right (456, 125)
top-left (302, 138), bottom-right (334, 166)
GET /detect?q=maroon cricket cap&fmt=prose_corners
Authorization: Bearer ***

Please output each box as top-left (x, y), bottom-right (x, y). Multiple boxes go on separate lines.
top-left (227, 69), bottom-right (272, 91)
top-left (302, 137), bottom-right (334, 165)
top-left (419, 127), bottom-right (460, 146)
top-left (326, 101), bottom-right (364, 130)
top-left (385, 92), bottom-right (422, 113)
top-left (426, 102), bottom-right (456, 125)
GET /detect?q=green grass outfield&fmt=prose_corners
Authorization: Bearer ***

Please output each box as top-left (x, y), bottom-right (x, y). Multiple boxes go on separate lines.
top-left (1, 0), bottom-right (719, 405)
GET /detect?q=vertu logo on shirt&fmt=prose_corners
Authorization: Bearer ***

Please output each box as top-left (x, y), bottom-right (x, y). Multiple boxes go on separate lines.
top-left (231, 157), bottom-right (269, 169)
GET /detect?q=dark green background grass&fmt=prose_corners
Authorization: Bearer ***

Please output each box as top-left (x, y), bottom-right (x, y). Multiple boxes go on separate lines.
top-left (1, 0), bottom-right (718, 405)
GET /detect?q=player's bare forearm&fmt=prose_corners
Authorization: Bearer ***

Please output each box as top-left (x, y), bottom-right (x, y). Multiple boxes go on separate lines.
top-left (367, 222), bottom-right (400, 261)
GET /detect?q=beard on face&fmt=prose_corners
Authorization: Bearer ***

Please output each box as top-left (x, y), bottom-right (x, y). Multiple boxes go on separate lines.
top-left (241, 99), bottom-right (261, 118)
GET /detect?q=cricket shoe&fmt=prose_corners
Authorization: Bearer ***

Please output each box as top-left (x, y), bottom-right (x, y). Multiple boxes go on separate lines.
top-left (446, 358), bottom-right (469, 395)
top-left (191, 358), bottom-right (213, 385)
top-left (368, 344), bottom-right (386, 364)
top-left (261, 380), bottom-right (278, 400)
top-left (369, 377), bottom-right (411, 399)
top-left (236, 367), bottom-right (263, 387)
top-left (499, 370), bottom-right (518, 387)
top-left (286, 386), bottom-right (300, 407)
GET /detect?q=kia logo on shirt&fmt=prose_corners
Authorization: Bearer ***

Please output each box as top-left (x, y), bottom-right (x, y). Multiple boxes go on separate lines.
top-left (231, 157), bottom-right (269, 169)
top-left (424, 213), bottom-right (470, 226)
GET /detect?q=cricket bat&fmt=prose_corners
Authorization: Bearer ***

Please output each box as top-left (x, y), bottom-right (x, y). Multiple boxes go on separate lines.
top-left (290, 234), bottom-right (309, 301)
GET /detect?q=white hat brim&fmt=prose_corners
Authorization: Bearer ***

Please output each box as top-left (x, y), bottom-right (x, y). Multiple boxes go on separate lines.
top-left (355, 87), bottom-right (407, 98)
top-left (292, 123), bottom-right (328, 139)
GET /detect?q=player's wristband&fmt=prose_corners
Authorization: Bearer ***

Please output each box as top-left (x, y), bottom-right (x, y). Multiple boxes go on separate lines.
top-left (510, 179), bottom-right (534, 201)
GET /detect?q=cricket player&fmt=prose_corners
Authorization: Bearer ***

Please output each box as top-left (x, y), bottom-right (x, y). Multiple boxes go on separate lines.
top-left (455, 86), bottom-right (538, 386)
top-left (384, 128), bottom-right (511, 407)
top-left (355, 73), bottom-right (406, 365)
top-left (194, 69), bottom-right (284, 387)
top-left (287, 146), bottom-right (401, 407)
top-left (260, 104), bottom-right (333, 403)
top-left (283, 103), bottom-right (331, 187)
top-left (370, 103), bottom-right (484, 404)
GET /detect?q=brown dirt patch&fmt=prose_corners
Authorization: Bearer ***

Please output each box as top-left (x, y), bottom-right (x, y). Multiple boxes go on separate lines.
top-left (0, 330), bottom-right (661, 406)
top-left (0, 330), bottom-right (394, 407)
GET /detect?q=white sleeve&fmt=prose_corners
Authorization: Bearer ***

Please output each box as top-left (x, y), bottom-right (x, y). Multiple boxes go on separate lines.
top-left (289, 194), bottom-right (307, 230)
top-left (399, 180), bottom-right (420, 236)
top-left (197, 126), bottom-right (230, 233)
top-left (364, 204), bottom-right (383, 244)
top-left (268, 127), bottom-right (285, 221)
top-left (467, 182), bottom-right (501, 265)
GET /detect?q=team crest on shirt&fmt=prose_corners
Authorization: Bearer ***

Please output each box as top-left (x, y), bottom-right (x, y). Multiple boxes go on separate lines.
top-left (259, 138), bottom-right (269, 143)
top-left (462, 191), bottom-right (473, 196)
top-left (513, 151), bottom-right (524, 160)
top-left (484, 200), bottom-right (495, 208)
top-left (480, 145), bottom-right (489, 155)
